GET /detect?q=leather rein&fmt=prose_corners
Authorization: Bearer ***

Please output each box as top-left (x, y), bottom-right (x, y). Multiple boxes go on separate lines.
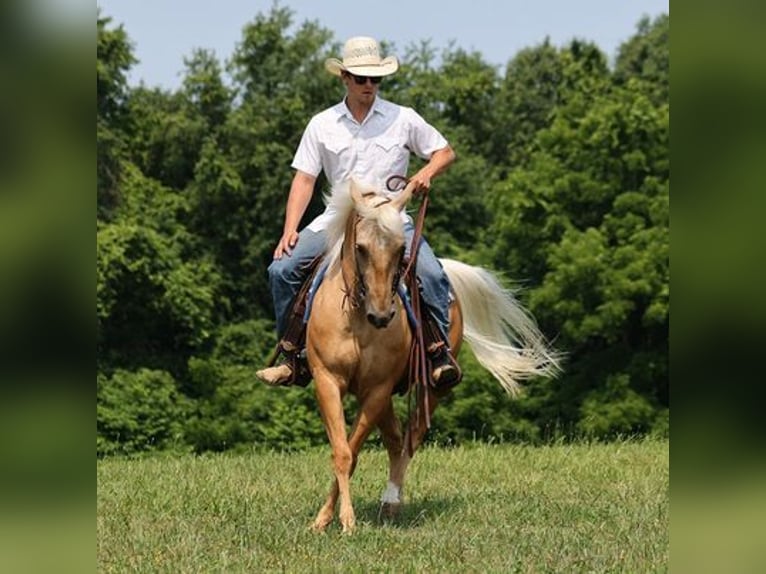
top-left (388, 176), bottom-right (436, 446)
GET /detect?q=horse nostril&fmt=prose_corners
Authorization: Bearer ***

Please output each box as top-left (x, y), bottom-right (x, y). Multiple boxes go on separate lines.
top-left (366, 312), bottom-right (389, 329)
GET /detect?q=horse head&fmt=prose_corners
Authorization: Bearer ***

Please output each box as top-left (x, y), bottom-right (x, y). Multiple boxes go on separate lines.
top-left (344, 179), bottom-right (416, 329)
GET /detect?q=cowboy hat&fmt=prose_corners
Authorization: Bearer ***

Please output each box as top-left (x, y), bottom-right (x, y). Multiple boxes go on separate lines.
top-left (324, 36), bottom-right (399, 77)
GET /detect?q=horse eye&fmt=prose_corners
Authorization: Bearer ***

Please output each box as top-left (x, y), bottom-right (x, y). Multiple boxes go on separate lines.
top-left (355, 244), bottom-right (368, 257)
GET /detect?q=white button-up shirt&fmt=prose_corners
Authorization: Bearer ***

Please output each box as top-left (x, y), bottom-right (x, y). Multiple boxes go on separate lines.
top-left (291, 96), bottom-right (449, 231)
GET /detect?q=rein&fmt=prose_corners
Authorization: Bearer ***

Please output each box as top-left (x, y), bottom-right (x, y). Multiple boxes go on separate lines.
top-left (386, 175), bottom-right (434, 453)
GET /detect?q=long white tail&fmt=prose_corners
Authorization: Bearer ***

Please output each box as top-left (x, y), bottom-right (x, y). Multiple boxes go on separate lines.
top-left (441, 258), bottom-right (562, 395)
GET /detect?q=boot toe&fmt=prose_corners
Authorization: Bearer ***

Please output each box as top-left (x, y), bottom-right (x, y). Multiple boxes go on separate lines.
top-left (432, 363), bottom-right (461, 390)
top-left (256, 363), bottom-right (294, 386)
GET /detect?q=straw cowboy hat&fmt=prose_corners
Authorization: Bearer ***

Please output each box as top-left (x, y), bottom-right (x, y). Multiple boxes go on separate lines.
top-left (324, 36), bottom-right (399, 77)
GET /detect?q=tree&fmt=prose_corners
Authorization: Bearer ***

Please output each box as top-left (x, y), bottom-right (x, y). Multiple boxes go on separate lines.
top-left (182, 48), bottom-right (231, 129)
top-left (614, 14), bottom-right (669, 105)
top-left (97, 13), bottom-right (136, 219)
top-left (487, 74), bottom-right (669, 436)
top-left (97, 167), bottom-right (223, 375)
top-left (125, 87), bottom-right (208, 190)
top-left (492, 39), bottom-right (610, 169)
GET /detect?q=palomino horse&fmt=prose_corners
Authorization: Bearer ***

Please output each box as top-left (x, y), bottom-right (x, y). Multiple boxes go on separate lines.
top-left (306, 179), bottom-right (559, 533)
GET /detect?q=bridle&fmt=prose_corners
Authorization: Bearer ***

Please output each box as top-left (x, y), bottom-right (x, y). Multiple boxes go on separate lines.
top-left (340, 177), bottom-right (409, 311)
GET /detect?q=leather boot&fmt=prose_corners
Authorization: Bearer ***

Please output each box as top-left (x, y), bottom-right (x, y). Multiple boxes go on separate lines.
top-left (256, 343), bottom-right (312, 387)
top-left (428, 341), bottom-right (462, 393)
top-left (256, 362), bottom-right (295, 386)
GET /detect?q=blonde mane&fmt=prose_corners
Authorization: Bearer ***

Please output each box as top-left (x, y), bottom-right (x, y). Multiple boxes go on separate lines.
top-left (323, 180), bottom-right (405, 271)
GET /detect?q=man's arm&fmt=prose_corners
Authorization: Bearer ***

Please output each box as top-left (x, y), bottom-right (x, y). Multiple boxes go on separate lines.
top-left (273, 170), bottom-right (317, 259)
top-left (409, 145), bottom-right (456, 193)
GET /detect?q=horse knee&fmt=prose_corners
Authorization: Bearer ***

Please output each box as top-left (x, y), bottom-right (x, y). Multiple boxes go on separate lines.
top-left (332, 446), bottom-right (353, 474)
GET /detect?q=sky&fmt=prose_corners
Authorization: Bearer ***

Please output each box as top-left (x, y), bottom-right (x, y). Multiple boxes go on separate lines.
top-left (97, 0), bottom-right (669, 91)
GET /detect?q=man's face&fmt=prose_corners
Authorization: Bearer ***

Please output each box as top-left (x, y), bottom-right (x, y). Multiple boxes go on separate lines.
top-left (343, 72), bottom-right (381, 103)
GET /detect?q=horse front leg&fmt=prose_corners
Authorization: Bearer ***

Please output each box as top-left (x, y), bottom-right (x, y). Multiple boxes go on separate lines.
top-left (313, 377), bottom-right (396, 534)
top-left (312, 371), bottom-right (352, 533)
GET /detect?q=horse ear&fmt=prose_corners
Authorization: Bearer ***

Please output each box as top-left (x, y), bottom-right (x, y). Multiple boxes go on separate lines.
top-left (349, 180), bottom-right (364, 207)
top-left (390, 179), bottom-right (417, 211)
top-left (350, 179), bottom-right (380, 207)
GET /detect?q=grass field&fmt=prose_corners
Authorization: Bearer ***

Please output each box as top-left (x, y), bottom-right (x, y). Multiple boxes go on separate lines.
top-left (97, 439), bottom-right (668, 573)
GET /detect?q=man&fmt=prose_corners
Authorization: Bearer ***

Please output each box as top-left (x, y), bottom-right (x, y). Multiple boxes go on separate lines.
top-left (256, 36), bottom-right (460, 389)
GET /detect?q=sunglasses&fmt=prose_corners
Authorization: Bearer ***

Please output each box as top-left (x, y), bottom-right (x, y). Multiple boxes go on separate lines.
top-left (345, 73), bottom-right (382, 85)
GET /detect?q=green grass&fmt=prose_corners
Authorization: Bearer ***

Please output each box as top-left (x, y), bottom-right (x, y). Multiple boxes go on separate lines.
top-left (97, 439), bottom-right (668, 573)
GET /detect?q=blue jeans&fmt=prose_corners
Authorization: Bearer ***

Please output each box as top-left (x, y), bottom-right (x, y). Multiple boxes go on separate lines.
top-left (267, 223), bottom-right (451, 340)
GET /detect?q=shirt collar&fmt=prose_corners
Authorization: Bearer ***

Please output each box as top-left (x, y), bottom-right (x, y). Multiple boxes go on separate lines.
top-left (337, 96), bottom-right (387, 123)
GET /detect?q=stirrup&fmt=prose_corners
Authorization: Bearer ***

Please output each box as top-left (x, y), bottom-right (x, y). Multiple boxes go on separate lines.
top-left (256, 361), bottom-right (294, 387)
top-left (428, 342), bottom-right (462, 393)
top-left (260, 342), bottom-right (312, 388)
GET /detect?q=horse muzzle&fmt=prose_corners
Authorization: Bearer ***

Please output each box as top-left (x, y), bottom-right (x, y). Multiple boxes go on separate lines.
top-left (366, 308), bottom-right (395, 329)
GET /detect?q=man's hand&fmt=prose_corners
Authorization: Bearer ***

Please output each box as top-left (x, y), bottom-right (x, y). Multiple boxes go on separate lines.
top-left (274, 230), bottom-right (299, 259)
top-left (408, 171), bottom-right (432, 196)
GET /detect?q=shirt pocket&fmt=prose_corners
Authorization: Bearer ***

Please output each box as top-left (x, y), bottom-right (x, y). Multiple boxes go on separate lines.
top-left (373, 136), bottom-right (401, 154)
top-left (325, 140), bottom-right (350, 156)
top-left (373, 137), bottom-right (409, 168)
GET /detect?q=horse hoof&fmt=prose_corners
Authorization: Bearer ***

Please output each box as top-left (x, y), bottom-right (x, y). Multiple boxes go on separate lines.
top-left (310, 518), bottom-right (332, 533)
top-left (340, 517), bottom-right (356, 534)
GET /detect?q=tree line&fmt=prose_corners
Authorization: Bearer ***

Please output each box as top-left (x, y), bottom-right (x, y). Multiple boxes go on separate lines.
top-left (97, 6), bottom-right (669, 456)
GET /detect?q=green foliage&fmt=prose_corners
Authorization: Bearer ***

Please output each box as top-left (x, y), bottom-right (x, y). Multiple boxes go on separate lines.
top-left (96, 7), bottom-right (669, 454)
top-left (182, 48), bottom-right (231, 128)
top-left (125, 87), bottom-right (208, 190)
top-left (96, 13), bottom-right (135, 125)
top-left (495, 47), bottom-right (555, 166)
top-left (184, 365), bottom-right (327, 453)
top-left (97, 13), bottom-right (136, 220)
top-left (615, 14), bottom-right (669, 105)
top-left (485, 69), bottom-right (668, 439)
top-left (577, 373), bottom-right (656, 438)
top-left (180, 320), bottom-right (328, 452)
top-left (97, 211), bottom-right (222, 372)
top-left (431, 348), bottom-right (542, 444)
top-left (212, 319), bottom-right (277, 366)
top-left (97, 369), bottom-right (189, 456)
